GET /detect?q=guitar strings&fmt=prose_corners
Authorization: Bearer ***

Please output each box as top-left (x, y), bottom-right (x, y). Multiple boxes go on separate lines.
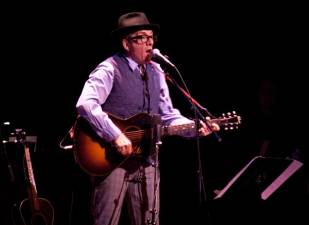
top-left (124, 130), bottom-right (145, 141)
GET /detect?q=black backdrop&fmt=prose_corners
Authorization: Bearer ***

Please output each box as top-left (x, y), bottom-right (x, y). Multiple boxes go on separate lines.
top-left (1, 2), bottom-right (307, 225)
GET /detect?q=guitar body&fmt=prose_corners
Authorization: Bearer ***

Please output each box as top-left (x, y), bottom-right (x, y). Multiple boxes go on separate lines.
top-left (19, 197), bottom-right (54, 225)
top-left (73, 113), bottom-right (157, 176)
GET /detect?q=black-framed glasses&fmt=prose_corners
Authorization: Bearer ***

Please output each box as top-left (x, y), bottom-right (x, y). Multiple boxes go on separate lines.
top-left (127, 35), bottom-right (157, 44)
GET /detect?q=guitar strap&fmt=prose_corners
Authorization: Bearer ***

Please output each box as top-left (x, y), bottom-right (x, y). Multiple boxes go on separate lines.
top-left (59, 120), bottom-right (76, 150)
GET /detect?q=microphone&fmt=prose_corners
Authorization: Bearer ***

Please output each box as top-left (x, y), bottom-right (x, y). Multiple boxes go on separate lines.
top-left (151, 48), bottom-right (176, 68)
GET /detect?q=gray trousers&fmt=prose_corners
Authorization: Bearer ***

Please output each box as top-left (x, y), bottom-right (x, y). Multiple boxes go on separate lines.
top-left (91, 159), bottom-right (160, 225)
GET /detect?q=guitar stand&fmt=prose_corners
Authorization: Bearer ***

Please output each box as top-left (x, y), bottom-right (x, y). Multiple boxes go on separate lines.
top-left (147, 121), bottom-right (162, 225)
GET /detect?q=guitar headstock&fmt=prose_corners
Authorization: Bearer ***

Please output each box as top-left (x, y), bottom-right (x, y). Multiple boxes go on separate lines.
top-left (209, 111), bottom-right (241, 130)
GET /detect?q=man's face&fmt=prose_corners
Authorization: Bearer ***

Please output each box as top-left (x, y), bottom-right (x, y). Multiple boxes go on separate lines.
top-left (122, 30), bottom-right (156, 64)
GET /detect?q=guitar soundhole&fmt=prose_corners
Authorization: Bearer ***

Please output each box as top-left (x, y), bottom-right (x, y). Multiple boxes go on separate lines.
top-left (124, 126), bottom-right (144, 155)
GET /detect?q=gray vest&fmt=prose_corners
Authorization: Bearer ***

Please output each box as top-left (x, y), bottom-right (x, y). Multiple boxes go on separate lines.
top-left (101, 54), bottom-right (161, 119)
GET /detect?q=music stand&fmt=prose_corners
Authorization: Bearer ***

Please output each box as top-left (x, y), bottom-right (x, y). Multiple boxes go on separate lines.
top-left (214, 156), bottom-right (303, 200)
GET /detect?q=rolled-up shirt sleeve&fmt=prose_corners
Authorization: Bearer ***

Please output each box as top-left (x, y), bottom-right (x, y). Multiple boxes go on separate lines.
top-left (76, 61), bottom-right (122, 142)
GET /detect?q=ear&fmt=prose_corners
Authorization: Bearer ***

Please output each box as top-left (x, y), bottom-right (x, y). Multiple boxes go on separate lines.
top-left (122, 38), bottom-right (130, 51)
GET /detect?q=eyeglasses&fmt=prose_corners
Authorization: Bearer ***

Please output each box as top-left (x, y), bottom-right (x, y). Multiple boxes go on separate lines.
top-left (127, 35), bottom-right (157, 44)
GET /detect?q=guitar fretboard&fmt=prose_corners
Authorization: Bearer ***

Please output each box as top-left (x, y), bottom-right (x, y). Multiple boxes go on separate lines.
top-left (161, 122), bottom-right (196, 136)
top-left (24, 146), bottom-right (38, 198)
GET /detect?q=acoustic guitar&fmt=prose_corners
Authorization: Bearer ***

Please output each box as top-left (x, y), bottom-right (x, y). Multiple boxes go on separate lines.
top-left (73, 112), bottom-right (241, 176)
top-left (19, 144), bottom-right (54, 225)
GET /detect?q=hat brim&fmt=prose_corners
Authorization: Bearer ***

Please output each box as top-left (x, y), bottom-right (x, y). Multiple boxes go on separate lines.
top-left (111, 24), bottom-right (160, 38)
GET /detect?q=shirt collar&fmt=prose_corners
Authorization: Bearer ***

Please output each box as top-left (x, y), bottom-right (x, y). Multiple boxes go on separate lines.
top-left (124, 55), bottom-right (140, 72)
top-left (123, 54), bottom-right (150, 73)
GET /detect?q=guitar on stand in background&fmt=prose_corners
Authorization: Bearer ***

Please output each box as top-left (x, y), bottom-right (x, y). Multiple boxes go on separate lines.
top-left (12, 129), bottom-right (54, 225)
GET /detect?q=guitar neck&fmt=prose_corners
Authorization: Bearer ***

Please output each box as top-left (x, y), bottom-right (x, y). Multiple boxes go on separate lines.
top-left (24, 145), bottom-right (39, 208)
top-left (161, 122), bottom-right (196, 136)
top-left (161, 115), bottom-right (241, 136)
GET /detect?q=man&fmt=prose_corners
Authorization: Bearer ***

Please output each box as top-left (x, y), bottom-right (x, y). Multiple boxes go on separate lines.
top-left (75, 11), bottom-right (219, 225)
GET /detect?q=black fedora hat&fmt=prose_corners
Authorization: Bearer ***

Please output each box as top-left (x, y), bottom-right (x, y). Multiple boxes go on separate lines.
top-left (111, 12), bottom-right (160, 38)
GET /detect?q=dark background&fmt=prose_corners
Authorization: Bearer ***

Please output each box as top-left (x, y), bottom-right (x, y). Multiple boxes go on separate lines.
top-left (1, 1), bottom-right (308, 225)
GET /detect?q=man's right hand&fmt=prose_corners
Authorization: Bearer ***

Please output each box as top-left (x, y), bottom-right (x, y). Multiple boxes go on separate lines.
top-left (113, 133), bottom-right (133, 156)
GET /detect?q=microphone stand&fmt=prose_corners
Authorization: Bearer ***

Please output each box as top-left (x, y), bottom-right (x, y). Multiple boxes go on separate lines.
top-left (163, 65), bottom-right (221, 224)
top-left (164, 72), bottom-right (221, 142)
top-left (147, 114), bottom-right (162, 225)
